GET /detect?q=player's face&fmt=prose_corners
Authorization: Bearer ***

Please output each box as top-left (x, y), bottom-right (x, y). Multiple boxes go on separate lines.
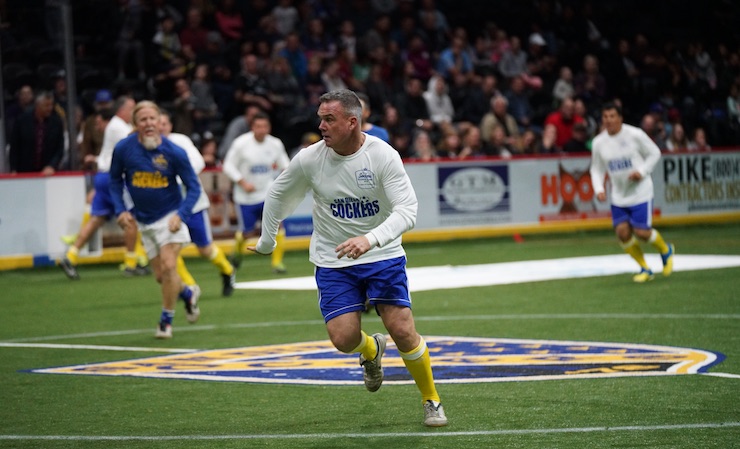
top-left (602, 108), bottom-right (623, 135)
top-left (135, 106), bottom-right (162, 149)
top-left (317, 100), bottom-right (355, 151)
top-left (251, 117), bottom-right (270, 142)
top-left (158, 115), bottom-right (173, 135)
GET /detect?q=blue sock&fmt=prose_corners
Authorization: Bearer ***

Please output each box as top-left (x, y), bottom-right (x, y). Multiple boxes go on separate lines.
top-left (179, 286), bottom-right (193, 302)
top-left (159, 309), bottom-right (175, 325)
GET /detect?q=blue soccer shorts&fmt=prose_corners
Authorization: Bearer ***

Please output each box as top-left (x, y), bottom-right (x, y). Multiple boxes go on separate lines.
top-left (185, 210), bottom-right (213, 247)
top-left (611, 200), bottom-right (653, 230)
top-left (236, 202), bottom-right (264, 233)
top-left (315, 256), bottom-right (411, 323)
top-left (90, 172), bottom-right (114, 218)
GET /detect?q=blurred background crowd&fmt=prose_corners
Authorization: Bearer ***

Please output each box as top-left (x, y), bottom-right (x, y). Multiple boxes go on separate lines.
top-left (2, 0), bottom-right (739, 173)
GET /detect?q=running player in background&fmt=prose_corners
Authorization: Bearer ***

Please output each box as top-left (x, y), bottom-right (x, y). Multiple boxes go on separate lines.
top-left (222, 112), bottom-right (290, 274)
top-left (590, 101), bottom-right (675, 283)
top-left (158, 111), bottom-right (236, 297)
top-left (59, 95), bottom-right (150, 279)
top-left (110, 101), bottom-right (202, 339)
top-left (248, 89), bottom-right (447, 427)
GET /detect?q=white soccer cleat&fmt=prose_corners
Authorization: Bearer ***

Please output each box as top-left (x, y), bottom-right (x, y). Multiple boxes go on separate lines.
top-left (423, 400), bottom-right (448, 427)
top-left (359, 333), bottom-right (386, 392)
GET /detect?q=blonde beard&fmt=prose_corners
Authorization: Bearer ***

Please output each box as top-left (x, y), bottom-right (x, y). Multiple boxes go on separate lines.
top-left (142, 136), bottom-right (159, 150)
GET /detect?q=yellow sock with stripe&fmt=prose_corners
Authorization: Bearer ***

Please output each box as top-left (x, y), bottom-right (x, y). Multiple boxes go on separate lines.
top-left (66, 246), bottom-right (79, 265)
top-left (351, 331), bottom-right (378, 361)
top-left (209, 246), bottom-right (234, 275)
top-left (648, 229), bottom-right (669, 254)
top-left (135, 233), bottom-right (148, 266)
top-left (123, 252), bottom-right (138, 270)
top-left (176, 255), bottom-right (197, 286)
top-left (271, 229), bottom-right (286, 268)
top-left (620, 236), bottom-right (649, 270)
top-left (399, 337), bottom-right (440, 403)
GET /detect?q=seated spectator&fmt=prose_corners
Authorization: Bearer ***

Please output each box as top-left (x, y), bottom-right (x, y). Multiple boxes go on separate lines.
top-left (562, 122), bottom-right (590, 153)
top-left (574, 54), bottom-right (607, 112)
top-left (640, 113), bottom-right (667, 149)
top-left (190, 64), bottom-right (220, 138)
top-left (480, 95), bottom-right (520, 146)
top-left (302, 17), bottom-right (336, 62)
top-left (485, 124), bottom-right (514, 158)
top-left (395, 77), bottom-right (434, 137)
top-left (436, 35), bottom-right (474, 82)
top-left (544, 97), bottom-right (585, 148)
top-left (303, 55), bottom-right (326, 110)
top-left (215, 0), bottom-right (244, 44)
top-left (151, 14), bottom-right (182, 73)
top-left (552, 66), bottom-right (575, 103)
top-left (9, 91), bottom-right (65, 175)
top-left (665, 122), bottom-right (690, 152)
top-left (437, 130), bottom-right (463, 158)
top-left (234, 53), bottom-right (273, 114)
top-left (321, 59), bottom-right (348, 92)
top-left (180, 6), bottom-right (210, 56)
top-left (516, 128), bottom-right (543, 154)
top-left (272, 0), bottom-right (300, 38)
top-left (688, 127), bottom-right (711, 152)
top-left (4, 85), bottom-right (34, 139)
top-left (498, 36), bottom-right (528, 80)
top-left (458, 126), bottom-right (490, 159)
top-left (458, 74), bottom-right (502, 128)
top-left (407, 129), bottom-right (440, 161)
top-left (278, 32), bottom-right (308, 83)
top-left (504, 75), bottom-right (534, 131)
top-left (404, 34), bottom-right (434, 83)
top-left (540, 123), bottom-right (559, 153)
top-left (423, 75), bottom-right (455, 135)
top-left (574, 97), bottom-right (598, 137)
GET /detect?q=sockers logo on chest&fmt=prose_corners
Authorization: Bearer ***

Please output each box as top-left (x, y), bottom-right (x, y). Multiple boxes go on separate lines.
top-left (29, 337), bottom-right (723, 385)
top-left (355, 168), bottom-right (375, 189)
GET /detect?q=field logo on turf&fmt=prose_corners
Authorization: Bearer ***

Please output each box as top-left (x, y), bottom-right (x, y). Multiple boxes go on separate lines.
top-left (29, 337), bottom-right (723, 385)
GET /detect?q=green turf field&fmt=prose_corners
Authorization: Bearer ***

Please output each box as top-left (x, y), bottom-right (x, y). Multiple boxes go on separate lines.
top-left (1, 223), bottom-right (739, 448)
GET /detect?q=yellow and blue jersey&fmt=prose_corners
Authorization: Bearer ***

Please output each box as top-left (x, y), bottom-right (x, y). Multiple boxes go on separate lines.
top-left (109, 134), bottom-right (201, 225)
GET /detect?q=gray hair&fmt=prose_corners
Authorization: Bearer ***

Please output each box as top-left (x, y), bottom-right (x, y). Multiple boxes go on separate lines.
top-left (319, 89), bottom-right (363, 122)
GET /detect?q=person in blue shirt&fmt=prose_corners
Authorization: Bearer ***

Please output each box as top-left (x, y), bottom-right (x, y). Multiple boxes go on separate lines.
top-left (357, 92), bottom-right (390, 143)
top-left (109, 100), bottom-right (202, 339)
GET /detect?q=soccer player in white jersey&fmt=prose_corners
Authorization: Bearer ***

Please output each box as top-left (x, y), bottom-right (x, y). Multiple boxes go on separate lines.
top-left (159, 111), bottom-right (236, 296)
top-left (248, 89), bottom-right (447, 427)
top-left (223, 112), bottom-right (290, 273)
top-left (590, 102), bottom-right (675, 282)
top-left (60, 96), bottom-right (150, 279)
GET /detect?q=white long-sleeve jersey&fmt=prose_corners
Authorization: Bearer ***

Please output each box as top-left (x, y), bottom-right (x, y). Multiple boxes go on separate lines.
top-left (222, 131), bottom-right (290, 206)
top-left (97, 115), bottom-right (132, 173)
top-left (255, 135), bottom-right (418, 268)
top-left (168, 133), bottom-right (210, 214)
top-left (590, 123), bottom-right (662, 207)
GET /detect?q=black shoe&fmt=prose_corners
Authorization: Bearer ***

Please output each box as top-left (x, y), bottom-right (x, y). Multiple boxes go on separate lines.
top-left (59, 257), bottom-right (80, 280)
top-left (222, 269), bottom-right (236, 297)
top-left (122, 265), bottom-right (151, 277)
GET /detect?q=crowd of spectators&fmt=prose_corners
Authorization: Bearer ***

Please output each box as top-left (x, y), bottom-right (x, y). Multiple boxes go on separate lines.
top-left (2, 0), bottom-right (739, 173)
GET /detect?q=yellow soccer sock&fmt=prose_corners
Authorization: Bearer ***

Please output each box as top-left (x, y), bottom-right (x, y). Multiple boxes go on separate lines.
top-left (66, 246), bottom-right (80, 265)
top-left (123, 251), bottom-right (138, 270)
top-left (271, 229), bottom-right (286, 268)
top-left (620, 236), bottom-right (650, 270)
top-left (351, 331), bottom-right (378, 361)
top-left (234, 231), bottom-right (246, 256)
top-left (176, 255), bottom-right (197, 286)
top-left (81, 207), bottom-right (91, 228)
top-left (399, 338), bottom-right (440, 403)
top-left (135, 233), bottom-right (148, 266)
top-left (209, 246), bottom-right (234, 275)
top-left (648, 229), bottom-right (669, 254)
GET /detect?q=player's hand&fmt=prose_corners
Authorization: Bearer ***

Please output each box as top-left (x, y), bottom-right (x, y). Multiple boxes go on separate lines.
top-left (628, 171), bottom-right (643, 181)
top-left (596, 192), bottom-right (607, 202)
top-left (336, 236), bottom-right (370, 260)
top-left (117, 211), bottom-right (135, 230)
top-left (246, 245), bottom-right (270, 255)
top-left (168, 214), bottom-right (182, 233)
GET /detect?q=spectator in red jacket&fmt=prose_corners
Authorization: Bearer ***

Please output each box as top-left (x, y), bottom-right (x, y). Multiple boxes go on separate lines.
top-left (544, 97), bottom-right (584, 148)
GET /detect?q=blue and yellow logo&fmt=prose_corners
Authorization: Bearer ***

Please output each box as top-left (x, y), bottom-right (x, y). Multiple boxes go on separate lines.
top-left (30, 337), bottom-right (723, 385)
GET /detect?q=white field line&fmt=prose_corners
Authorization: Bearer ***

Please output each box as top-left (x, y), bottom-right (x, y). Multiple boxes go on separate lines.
top-left (1, 422), bottom-right (739, 441)
top-left (0, 342), bottom-right (196, 353)
top-left (3, 314), bottom-right (738, 344)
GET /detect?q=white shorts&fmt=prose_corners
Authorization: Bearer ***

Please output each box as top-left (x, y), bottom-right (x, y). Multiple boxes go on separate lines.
top-left (138, 211), bottom-right (191, 260)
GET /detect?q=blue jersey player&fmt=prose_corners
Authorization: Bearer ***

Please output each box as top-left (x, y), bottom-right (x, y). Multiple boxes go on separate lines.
top-left (109, 100), bottom-right (202, 339)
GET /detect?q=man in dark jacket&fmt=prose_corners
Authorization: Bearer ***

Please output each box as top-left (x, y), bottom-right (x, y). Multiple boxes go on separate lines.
top-left (9, 91), bottom-right (65, 174)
